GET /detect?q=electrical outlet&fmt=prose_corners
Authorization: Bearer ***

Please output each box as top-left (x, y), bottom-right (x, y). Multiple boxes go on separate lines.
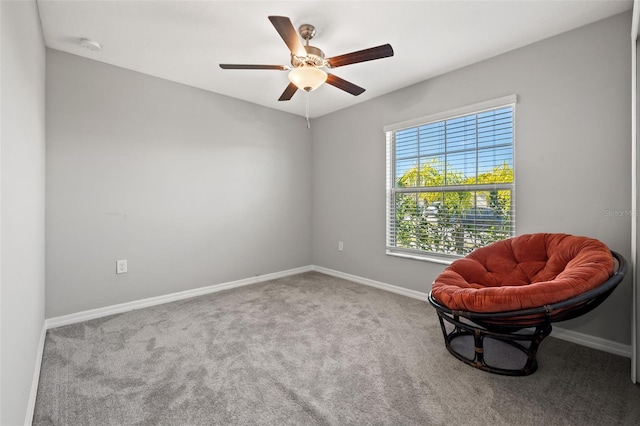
top-left (338, 241), bottom-right (344, 251)
top-left (116, 259), bottom-right (128, 274)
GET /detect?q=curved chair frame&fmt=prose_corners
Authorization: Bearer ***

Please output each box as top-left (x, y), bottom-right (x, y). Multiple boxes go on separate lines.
top-left (428, 251), bottom-right (627, 376)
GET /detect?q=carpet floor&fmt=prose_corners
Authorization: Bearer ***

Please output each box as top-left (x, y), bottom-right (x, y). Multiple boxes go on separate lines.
top-left (33, 272), bottom-right (640, 425)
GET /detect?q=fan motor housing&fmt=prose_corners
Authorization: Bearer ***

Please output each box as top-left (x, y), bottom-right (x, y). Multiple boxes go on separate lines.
top-left (291, 45), bottom-right (325, 68)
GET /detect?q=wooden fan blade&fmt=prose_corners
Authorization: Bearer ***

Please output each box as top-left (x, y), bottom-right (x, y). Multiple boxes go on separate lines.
top-left (219, 64), bottom-right (288, 70)
top-left (268, 16), bottom-right (306, 57)
top-left (326, 44), bottom-right (394, 68)
top-left (326, 74), bottom-right (365, 96)
top-left (278, 82), bottom-right (298, 101)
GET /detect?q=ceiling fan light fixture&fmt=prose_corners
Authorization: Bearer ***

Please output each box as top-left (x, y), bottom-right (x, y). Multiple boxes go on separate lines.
top-left (288, 65), bottom-right (327, 92)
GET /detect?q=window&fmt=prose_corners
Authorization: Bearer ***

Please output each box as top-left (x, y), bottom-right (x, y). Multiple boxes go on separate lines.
top-left (385, 95), bottom-right (516, 261)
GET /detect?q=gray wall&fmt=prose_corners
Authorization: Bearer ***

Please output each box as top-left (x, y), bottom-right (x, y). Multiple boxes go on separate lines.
top-left (311, 12), bottom-right (632, 345)
top-left (0, 1), bottom-right (46, 424)
top-left (46, 50), bottom-right (312, 318)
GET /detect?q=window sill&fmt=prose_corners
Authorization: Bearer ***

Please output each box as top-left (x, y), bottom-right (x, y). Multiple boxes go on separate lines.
top-left (386, 250), bottom-right (457, 266)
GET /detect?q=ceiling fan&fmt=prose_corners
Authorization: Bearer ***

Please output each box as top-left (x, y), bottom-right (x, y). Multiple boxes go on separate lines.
top-left (219, 16), bottom-right (394, 101)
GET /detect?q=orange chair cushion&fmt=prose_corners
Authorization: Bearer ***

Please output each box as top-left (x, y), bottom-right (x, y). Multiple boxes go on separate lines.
top-left (430, 233), bottom-right (614, 313)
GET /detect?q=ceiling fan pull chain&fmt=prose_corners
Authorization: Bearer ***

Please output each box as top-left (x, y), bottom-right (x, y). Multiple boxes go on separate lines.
top-left (306, 91), bottom-right (311, 129)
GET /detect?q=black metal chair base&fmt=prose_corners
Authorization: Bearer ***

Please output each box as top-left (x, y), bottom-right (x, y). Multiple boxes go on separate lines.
top-left (434, 309), bottom-right (552, 376)
top-left (428, 250), bottom-right (626, 376)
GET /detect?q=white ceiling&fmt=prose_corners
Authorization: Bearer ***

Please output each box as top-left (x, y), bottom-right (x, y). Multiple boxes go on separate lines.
top-left (37, 0), bottom-right (632, 118)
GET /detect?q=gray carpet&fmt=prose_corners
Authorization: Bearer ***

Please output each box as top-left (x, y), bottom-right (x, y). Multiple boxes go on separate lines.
top-left (33, 272), bottom-right (640, 425)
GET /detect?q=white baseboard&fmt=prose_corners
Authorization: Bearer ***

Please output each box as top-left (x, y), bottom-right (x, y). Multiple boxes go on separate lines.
top-left (25, 323), bottom-right (47, 426)
top-left (43, 264), bottom-right (631, 361)
top-left (45, 266), bottom-right (312, 329)
top-left (311, 265), bottom-right (632, 359)
top-left (551, 326), bottom-right (632, 358)
top-left (310, 265), bottom-right (429, 301)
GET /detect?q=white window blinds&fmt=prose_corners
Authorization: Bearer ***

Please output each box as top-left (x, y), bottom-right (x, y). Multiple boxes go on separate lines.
top-left (385, 95), bottom-right (516, 259)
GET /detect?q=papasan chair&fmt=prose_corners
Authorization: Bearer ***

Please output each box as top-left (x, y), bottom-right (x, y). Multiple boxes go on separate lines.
top-left (427, 233), bottom-right (627, 376)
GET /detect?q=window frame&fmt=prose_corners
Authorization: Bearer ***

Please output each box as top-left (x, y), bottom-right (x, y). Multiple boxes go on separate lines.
top-left (384, 95), bottom-right (517, 264)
